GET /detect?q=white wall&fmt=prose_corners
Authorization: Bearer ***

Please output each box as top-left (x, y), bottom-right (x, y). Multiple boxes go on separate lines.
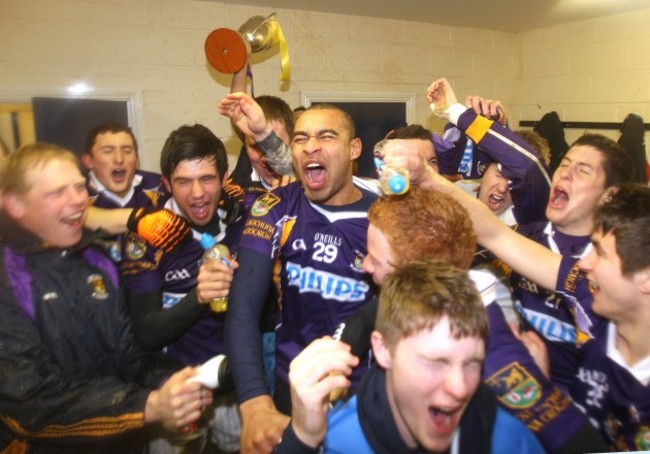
top-left (518, 9), bottom-right (650, 148)
top-left (0, 0), bottom-right (520, 171)
top-left (1, 0), bottom-right (648, 171)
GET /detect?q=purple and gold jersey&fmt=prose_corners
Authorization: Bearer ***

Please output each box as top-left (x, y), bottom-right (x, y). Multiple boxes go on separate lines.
top-left (467, 270), bottom-right (590, 452)
top-left (87, 169), bottom-right (167, 262)
top-left (121, 198), bottom-right (241, 366)
top-left (570, 323), bottom-right (650, 451)
top-left (87, 169), bottom-right (166, 209)
top-left (508, 221), bottom-right (595, 390)
top-left (238, 182), bottom-right (376, 383)
top-left (447, 109), bottom-right (551, 225)
top-left (555, 255), bottom-right (648, 450)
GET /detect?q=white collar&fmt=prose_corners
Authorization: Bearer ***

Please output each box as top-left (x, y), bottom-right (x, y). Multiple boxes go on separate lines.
top-left (543, 222), bottom-right (593, 258)
top-left (497, 205), bottom-right (516, 226)
top-left (88, 170), bottom-right (143, 207)
top-left (606, 322), bottom-right (650, 385)
top-left (163, 197), bottom-right (228, 243)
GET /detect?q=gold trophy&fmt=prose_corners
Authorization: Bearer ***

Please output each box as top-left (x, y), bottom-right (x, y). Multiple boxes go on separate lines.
top-left (204, 13), bottom-right (290, 81)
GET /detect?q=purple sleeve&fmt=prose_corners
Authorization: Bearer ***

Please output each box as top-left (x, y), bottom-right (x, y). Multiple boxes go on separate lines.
top-left (483, 302), bottom-right (600, 453)
top-left (456, 110), bottom-right (551, 224)
top-left (434, 126), bottom-right (467, 175)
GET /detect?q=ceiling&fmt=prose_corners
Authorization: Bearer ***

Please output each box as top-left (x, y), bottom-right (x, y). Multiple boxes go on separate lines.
top-left (215, 0), bottom-right (650, 33)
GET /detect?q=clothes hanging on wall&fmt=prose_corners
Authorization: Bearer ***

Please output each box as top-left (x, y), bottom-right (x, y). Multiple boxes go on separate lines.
top-left (534, 111), bottom-right (569, 175)
top-left (618, 113), bottom-right (648, 184)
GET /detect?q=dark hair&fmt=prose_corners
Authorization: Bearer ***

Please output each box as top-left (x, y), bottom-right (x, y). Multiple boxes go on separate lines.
top-left (377, 260), bottom-right (488, 348)
top-left (569, 134), bottom-right (634, 188)
top-left (594, 184), bottom-right (650, 275)
top-left (256, 95), bottom-right (295, 138)
top-left (302, 103), bottom-right (356, 139)
top-left (84, 122), bottom-right (138, 154)
top-left (160, 124), bottom-right (228, 180)
top-left (385, 124), bottom-right (434, 143)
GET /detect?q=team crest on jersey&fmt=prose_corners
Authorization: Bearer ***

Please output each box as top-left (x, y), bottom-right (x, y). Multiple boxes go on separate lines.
top-left (486, 362), bottom-right (542, 409)
top-left (87, 274), bottom-right (109, 300)
top-left (251, 193), bottom-right (281, 217)
top-left (635, 425), bottom-right (650, 450)
top-left (126, 236), bottom-right (147, 259)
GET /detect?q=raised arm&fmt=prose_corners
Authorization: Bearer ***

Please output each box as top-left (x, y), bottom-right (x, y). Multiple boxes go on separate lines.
top-left (219, 92), bottom-right (294, 177)
top-left (382, 137), bottom-right (562, 291)
top-left (229, 62), bottom-right (250, 143)
top-left (219, 92), bottom-right (272, 142)
top-left (430, 78), bottom-right (551, 223)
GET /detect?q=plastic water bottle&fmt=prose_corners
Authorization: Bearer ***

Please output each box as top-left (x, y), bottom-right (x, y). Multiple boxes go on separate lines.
top-left (373, 139), bottom-right (410, 195)
top-left (378, 164), bottom-right (410, 195)
top-left (200, 233), bottom-right (232, 313)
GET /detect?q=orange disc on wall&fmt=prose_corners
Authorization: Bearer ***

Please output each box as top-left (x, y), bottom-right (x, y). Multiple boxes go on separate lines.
top-left (204, 28), bottom-right (247, 74)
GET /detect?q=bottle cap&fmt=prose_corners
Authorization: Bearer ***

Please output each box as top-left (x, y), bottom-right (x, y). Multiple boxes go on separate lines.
top-left (388, 174), bottom-right (408, 194)
top-left (200, 232), bottom-right (216, 250)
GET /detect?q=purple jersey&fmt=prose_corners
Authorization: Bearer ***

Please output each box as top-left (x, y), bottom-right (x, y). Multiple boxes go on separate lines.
top-left (555, 255), bottom-right (645, 450)
top-left (87, 169), bottom-right (167, 262)
top-left (87, 169), bottom-right (166, 209)
top-left (483, 300), bottom-right (593, 452)
top-left (570, 323), bottom-right (650, 451)
top-left (226, 145), bottom-right (273, 212)
top-left (238, 182), bottom-right (376, 383)
top-left (438, 109), bottom-right (551, 225)
top-left (121, 198), bottom-right (241, 366)
top-left (508, 221), bottom-right (596, 390)
top-left (464, 269), bottom-right (591, 452)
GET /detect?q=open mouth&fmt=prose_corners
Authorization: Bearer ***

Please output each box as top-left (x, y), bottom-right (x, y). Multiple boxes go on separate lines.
top-left (487, 194), bottom-right (504, 209)
top-left (429, 406), bottom-right (458, 435)
top-left (549, 187), bottom-right (569, 208)
top-left (111, 168), bottom-right (127, 181)
top-left (61, 212), bottom-right (84, 227)
top-left (189, 202), bottom-right (210, 221)
top-left (304, 162), bottom-right (326, 188)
